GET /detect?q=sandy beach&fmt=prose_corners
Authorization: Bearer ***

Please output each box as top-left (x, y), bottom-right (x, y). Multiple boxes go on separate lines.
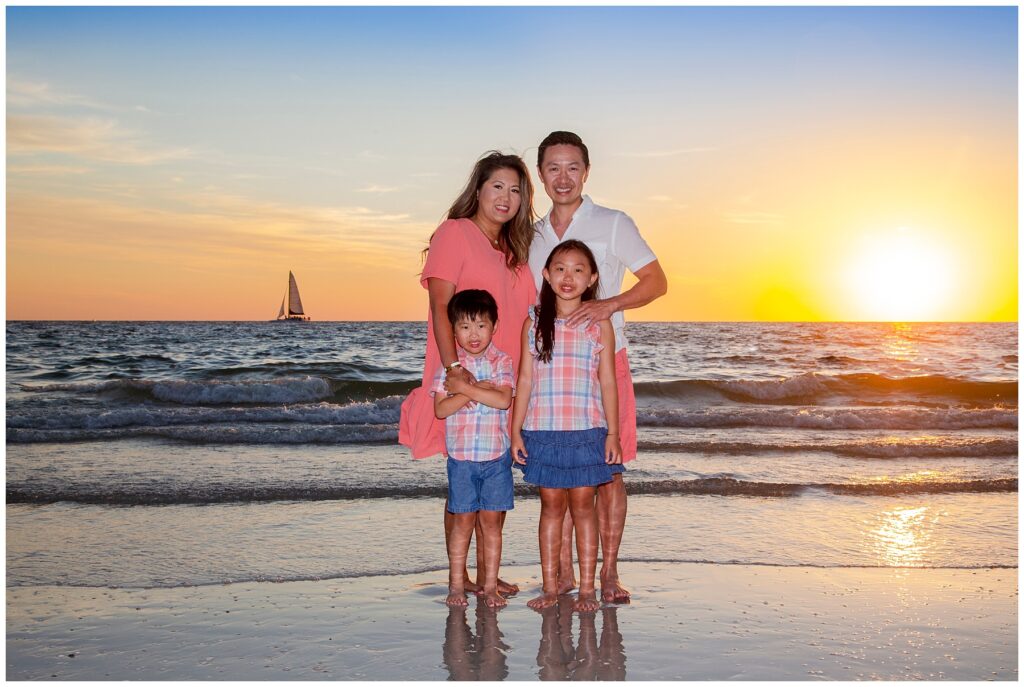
top-left (7, 561), bottom-right (1016, 680)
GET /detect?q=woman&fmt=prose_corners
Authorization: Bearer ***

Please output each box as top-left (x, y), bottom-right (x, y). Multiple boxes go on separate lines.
top-left (400, 151), bottom-right (537, 594)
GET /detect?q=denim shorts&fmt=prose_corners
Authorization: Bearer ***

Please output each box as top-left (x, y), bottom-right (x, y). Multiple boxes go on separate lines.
top-left (446, 450), bottom-right (514, 513)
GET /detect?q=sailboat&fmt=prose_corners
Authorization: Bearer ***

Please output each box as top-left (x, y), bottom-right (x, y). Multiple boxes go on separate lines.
top-left (274, 271), bottom-right (311, 322)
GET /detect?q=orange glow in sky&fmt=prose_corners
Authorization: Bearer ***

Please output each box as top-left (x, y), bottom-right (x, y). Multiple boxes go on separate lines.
top-left (6, 7), bottom-right (1017, 321)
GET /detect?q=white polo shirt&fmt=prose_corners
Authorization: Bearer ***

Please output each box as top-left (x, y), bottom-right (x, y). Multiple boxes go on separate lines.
top-left (529, 195), bottom-right (657, 352)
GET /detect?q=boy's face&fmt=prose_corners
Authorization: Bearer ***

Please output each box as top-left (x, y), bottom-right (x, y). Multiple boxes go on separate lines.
top-left (453, 314), bottom-right (496, 356)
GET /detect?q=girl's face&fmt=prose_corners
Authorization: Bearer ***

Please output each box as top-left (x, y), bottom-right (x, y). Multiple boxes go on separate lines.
top-left (543, 248), bottom-right (598, 301)
top-left (474, 167), bottom-right (522, 232)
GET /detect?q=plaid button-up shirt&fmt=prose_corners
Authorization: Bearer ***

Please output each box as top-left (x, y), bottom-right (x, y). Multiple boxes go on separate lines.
top-left (432, 343), bottom-right (515, 462)
top-left (524, 310), bottom-right (607, 432)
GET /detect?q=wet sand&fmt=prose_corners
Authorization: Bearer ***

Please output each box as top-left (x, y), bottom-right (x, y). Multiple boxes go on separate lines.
top-left (6, 562), bottom-right (1016, 680)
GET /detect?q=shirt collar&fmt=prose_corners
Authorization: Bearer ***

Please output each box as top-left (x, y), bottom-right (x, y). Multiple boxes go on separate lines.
top-left (541, 195), bottom-right (594, 236)
top-left (459, 342), bottom-right (499, 365)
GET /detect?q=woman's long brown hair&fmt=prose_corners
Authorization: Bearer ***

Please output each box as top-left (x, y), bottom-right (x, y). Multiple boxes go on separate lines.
top-left (425, 151), bottom-right (536, 271)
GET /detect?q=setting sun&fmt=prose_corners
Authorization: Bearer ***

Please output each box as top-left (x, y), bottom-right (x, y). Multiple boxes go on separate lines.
top-left (842, 228), bottom-right (957, 321)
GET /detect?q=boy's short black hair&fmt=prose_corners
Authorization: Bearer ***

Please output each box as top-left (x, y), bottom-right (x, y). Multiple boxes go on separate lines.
top-left (447, 289), bottom-right (498, 325)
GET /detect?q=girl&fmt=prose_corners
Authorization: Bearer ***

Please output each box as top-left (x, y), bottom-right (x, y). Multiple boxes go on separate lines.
top-left (511, 240), bottom-right (621, 612)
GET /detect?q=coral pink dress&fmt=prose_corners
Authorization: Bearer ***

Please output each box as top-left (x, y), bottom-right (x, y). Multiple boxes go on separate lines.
top-left (399, 218), bottom-right (537, 459)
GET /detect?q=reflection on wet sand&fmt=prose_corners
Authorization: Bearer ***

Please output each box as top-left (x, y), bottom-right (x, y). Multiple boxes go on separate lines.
top-left (441, 599), bottom-right (627, 681)
top-left (536, 597), bottom-right (626, 681)
top-left (442, 603), bottom-right (509, 681)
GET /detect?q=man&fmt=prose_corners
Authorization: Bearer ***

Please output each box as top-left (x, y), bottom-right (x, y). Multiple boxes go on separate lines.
top-left (528, 131), bottom-right (668, 602)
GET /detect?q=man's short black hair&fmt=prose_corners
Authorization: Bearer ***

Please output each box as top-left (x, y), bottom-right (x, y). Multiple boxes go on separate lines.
top-left (447, 289), bottom-right (498, 325)
top-left (538, 131), bottom-right (590, 168)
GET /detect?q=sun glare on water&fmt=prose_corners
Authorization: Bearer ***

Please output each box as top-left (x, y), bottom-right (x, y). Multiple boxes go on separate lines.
top-left (843, 228), bottom-right (956, 322)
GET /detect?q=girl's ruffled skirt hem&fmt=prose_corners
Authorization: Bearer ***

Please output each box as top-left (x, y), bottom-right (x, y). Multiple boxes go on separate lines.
top-left (517, 427), bottom-right (614, 489)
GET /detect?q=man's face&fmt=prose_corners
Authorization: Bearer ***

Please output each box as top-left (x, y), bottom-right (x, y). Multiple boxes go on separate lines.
top-left (538, 144), bottom-right (589, 207)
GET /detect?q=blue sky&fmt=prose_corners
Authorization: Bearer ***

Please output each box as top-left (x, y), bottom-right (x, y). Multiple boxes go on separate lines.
top-left (6, 6), bottom-right (1017, 320)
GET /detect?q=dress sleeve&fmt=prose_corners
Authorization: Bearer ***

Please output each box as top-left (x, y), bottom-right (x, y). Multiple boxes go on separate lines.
top-left (525, 307), bottom-right (539, 358)
top-left (420, 220), bottom-right (465, 289)
top-left (586, 320), bottom-right (605, 356)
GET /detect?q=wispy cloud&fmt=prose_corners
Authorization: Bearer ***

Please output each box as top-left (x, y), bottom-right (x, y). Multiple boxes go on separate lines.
top-left (7, 114), bottom-right (193, 165)
top-left (8, 163), bottom-right (91, 176)
top-left (9, 190), bottom-right (432, 273)
top-left (7, 77), bottom-right (105, 109)
top-left (619, 147), bottom-right (714, 158)
top-left (725, 211), bottom-right (785, 226)
top-left (356, 185), bottom-right (399, 194)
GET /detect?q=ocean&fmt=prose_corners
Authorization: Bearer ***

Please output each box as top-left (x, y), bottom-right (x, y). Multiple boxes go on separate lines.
top-left (6, 321), bottom-right (1018, 589)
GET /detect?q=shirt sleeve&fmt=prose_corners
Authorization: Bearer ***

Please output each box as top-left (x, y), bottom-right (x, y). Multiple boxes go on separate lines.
top-left (492, 354), bottom-right (515, 390)
top-left (611, 211), bottom-right (658, 274)
top-left (420, 220), bottom-right (465, 289)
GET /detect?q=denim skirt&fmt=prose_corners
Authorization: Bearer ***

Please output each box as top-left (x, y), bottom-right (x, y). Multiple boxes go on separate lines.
top-left (517, 427), bottom-right (616, 489)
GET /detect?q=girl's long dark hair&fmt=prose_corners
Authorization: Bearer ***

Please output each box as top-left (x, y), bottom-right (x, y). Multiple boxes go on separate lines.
top-left (535, 240), bottom-right (600, 363)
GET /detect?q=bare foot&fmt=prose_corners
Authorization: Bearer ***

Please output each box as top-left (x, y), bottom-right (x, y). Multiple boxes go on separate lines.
top-left (446, 589), bottom-right (469, 607)
top-left (527, 591), bottom-right (559, 610)
top-left (480, 590), bottom-right (507, 608)
top-left (600, 575), bottom-right (631, 603)
top-left (497, 578), bottom-right (519, 595)
top-left (575, 589), bottom-right (600, 612)
top-left (556, 573), bottom-right (577, 595)
top-left (468, 578), bottom-right (517, 596)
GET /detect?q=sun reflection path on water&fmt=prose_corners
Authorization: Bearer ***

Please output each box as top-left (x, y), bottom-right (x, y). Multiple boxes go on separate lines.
top-left (868, 505), bottom-right (937, 567)
top-left (881, 322), bottom-right (922, 367)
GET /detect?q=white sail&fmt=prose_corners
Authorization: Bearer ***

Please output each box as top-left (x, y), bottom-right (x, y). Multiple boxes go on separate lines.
top-left (277, 296), bottom-right (286, 319)
top-left (288, 271), bottom-right (305, 315)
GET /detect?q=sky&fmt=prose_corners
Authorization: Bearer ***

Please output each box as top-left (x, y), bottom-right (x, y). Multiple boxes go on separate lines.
top-left (6, 6), bottom-right (1018, 321)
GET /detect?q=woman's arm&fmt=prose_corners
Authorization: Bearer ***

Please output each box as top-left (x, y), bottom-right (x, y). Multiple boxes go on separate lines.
top-left (597, 320), bottom-right (621, 464)
top-left (510, 318), bottom-right (534, 464)
top-left (427, 277), bottom-right (475, 386)
top-left (427, 277), bottom-right (459, 369)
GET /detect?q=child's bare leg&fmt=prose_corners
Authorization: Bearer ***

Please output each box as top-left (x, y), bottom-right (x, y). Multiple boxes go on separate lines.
top-left (556, 510), bottom-right (576, 594)
top-left (496, 511), bottom-right (518, 594)
top-left (596, 474), bottom-right (630, 602)
top-left (446, 501), bottom-right (480, 593)
top-left (476, 510), bottom-right (507, 608)
top-left (446, 511), bottom-right (477, 606)
top-left (567, 486), bottom-right (600, 612)
top-left (472, 513), bottom-right (518, 596)
top-left (528, 488), bottom-right (567, 610)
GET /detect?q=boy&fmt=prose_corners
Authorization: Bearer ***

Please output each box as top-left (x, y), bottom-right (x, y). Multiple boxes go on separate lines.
top-left (432, 289), bottom-right (515, 608)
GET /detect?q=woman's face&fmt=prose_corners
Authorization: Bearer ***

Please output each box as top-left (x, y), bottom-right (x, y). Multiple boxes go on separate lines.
top-left (474, 167), bottom-right (522, 232)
